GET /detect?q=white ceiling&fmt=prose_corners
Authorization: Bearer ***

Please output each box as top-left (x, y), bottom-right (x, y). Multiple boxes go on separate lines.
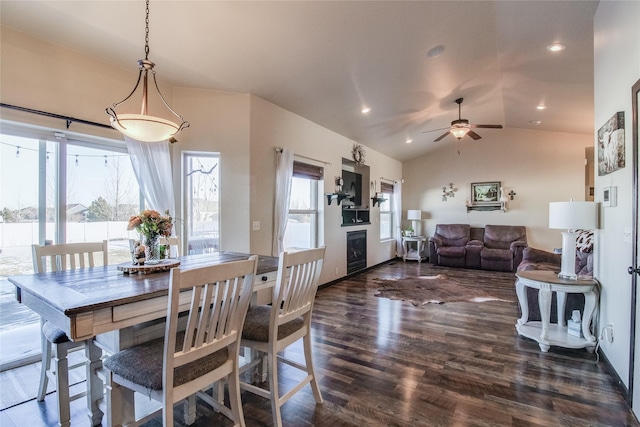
top-left (0, 1), bottom-right (598, 162)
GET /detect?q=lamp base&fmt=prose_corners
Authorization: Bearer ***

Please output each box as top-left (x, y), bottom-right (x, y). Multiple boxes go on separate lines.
top-left (558, 231), bottom-right (577, 280)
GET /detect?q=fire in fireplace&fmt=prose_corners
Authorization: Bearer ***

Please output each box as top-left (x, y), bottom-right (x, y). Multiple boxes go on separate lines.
top-left (347, 230), bottom-right (367, 274)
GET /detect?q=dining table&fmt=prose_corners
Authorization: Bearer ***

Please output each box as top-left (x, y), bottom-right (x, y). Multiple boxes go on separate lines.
top-left (8, 251), bottom-right (279, 426)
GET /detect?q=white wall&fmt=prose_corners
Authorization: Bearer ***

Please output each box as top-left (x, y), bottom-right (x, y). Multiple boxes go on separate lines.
top-left (248, 95), bottom-right (402, 285)
top-left (403, 128), bottom-right (592, 252)
top-left (594, 0), bottom-right (640, 397)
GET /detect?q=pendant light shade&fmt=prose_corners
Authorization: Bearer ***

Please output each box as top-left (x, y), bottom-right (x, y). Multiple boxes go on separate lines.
top-left (450, 125), bottom-right (470, 140)
top-left (106, 1), bottom-right (188, 142)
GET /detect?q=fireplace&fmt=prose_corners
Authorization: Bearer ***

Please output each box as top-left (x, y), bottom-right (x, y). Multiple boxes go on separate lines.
top-left (347, 230), bottom-right (367, 274)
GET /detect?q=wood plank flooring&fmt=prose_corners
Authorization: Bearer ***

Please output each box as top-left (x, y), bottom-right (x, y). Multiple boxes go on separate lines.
top-left (1, 260), bottom-right (638, 426)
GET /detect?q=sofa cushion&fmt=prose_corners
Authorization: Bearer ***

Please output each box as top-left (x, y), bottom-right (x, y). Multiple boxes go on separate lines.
top-left (437, 246), bottom-right (466, 257)
top-left (433, 224), bottom-right (470, 247)
top-left (484, 225), bottom-right (527, 250)
top-left (481, 248), bottom-right (512, 261)
top-left (576, 229), bottom-right (594, 253)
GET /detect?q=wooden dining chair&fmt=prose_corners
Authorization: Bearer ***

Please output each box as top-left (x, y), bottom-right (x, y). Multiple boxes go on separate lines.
top-left (104, 255), bottom-right (258, 427)
top-left (239, 247), bottom-right (326, 427)
top-left (32, 240), bottom-right (108, 427)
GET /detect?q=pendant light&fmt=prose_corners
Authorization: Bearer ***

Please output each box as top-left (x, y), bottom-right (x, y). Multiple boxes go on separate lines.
top-left (106, 0), bottom-right (189, 143)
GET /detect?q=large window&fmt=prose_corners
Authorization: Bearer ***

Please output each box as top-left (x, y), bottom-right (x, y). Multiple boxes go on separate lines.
top-left (0, 126), bottom-right (141, 370)
top-left (284, 161), bottom-right (322, 249)
top-left (379, 182), bottom-right (394, 240)
top-left (183, 152), bottom-right (220, 255)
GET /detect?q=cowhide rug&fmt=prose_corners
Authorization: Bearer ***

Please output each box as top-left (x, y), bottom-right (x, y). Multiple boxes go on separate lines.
top-left (369, 274), bottom-right (513, 307)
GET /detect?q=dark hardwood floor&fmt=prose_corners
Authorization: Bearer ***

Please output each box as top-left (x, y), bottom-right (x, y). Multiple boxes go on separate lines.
top-left (2, 260), bottom-right (638, 426)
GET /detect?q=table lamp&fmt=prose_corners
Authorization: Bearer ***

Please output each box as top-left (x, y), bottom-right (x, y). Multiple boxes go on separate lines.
top-left (407, 210), bottom-right (422, 236)
top-left (548, 201), bottom-right (597, 279)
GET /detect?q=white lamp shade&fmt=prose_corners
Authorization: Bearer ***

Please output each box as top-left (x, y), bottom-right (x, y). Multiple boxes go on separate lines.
top-left (549, 201), bottom-right (597, 230)
top-left (111, 114), bottom-right (180, 143)
top-left (407, 210), bottom-right (422, 220)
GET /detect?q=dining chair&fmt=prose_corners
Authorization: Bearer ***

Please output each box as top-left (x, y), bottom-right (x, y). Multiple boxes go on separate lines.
top-left (239, 247), bottom-right (326, 427)
top-left (160, 235), bottom-right (182, 258)
top-left (32, 240), bottom-right (109, 427)
top-left (104, 255), bottom-right (258, 427)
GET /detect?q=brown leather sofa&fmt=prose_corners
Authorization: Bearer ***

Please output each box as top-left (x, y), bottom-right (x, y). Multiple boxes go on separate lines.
top-left (429, 224), bottom-right (527, 272)
top-left (516, 230), bottom-right (594, 322)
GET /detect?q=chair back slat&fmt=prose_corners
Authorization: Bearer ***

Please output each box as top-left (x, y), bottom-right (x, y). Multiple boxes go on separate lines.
top-left (32, 241), bottom-right (108, 273)
top-left (164, 256), bottom-right (257, 373)
top-left (273, 247), bottom-right (325, 326)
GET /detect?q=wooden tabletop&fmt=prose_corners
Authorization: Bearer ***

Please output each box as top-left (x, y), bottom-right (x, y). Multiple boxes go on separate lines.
top-left (8, 252), bottom-right (278, 317)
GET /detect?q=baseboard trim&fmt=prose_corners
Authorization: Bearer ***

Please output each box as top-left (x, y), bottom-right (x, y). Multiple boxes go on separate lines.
top-left (319, 258), bottom-right (397, 290)
top-left (598, 348), bottom-right (631, 404)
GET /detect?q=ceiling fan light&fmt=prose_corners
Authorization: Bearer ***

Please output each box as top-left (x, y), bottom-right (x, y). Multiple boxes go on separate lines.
top-left (110, 114), bottom-right (181, 143)
top-left (450, 127), bottom-right (470, 140)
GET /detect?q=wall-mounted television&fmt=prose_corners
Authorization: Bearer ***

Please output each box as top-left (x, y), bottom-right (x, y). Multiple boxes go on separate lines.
top-left (342, 170), bottom-right (362, 206)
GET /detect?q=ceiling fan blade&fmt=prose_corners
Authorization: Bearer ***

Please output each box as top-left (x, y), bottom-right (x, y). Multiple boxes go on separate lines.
top-left (422, 126), bottom-right (450, 134)
top-left (467, 130), bottom-right (482, 140)
top-left (470, 124), bottom-right (503, 129)
top-left (433, 131), bottom-right (451, 142)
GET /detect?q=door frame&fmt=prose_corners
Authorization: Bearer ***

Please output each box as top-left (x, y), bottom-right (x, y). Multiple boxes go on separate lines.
top-left (630, 78), bottom-right (639, 411)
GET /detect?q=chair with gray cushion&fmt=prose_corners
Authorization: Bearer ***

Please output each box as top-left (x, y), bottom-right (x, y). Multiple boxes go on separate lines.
top-left (104, 256), bottom-right (258, 427)
top-left (239, 247), bottom-right (326, 427)
top-left (428, 224), bottom-right (471, 268)
top-left (32, 240), bottom-right (108, 427)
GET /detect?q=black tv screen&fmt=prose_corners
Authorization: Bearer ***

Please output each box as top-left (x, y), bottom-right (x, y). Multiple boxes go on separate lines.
top-left (342, 170), bottom-right (362, 206)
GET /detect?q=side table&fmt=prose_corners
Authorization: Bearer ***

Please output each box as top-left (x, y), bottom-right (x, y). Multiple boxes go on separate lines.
top-left (402, 236), bottom-right (426, 262)
top-left (515, 269), bottom-right (599, 352)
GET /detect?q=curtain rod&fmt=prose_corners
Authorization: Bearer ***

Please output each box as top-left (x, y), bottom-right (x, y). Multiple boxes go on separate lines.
top-left (1, 103), bottom-right (113, 130)
top-left (275, 147), bottom-right (331, 165)
top-left (380, 176), bottom-right (397, 183)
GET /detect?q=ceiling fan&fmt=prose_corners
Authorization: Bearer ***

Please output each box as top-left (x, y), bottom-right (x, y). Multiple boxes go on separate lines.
top-left (423, 98), bottom-right (503, 142)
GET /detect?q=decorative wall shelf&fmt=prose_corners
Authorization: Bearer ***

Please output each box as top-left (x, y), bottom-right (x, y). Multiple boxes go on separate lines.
top-left (371, 197), bottom-right (387, 207)
top-left (466, 204), bottom-right (505, 212)
top-left (326, 192), bottom-right (353, 206)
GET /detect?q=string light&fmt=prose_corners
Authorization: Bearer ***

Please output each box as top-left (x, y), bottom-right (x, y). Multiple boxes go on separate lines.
top-left (104, 155), bottom-right (108, 167)
top-left (75, 154), bottom-right (79, 166)
top-left (1, 141), bottom-right (127, 164)
top-left (15, 146), bottom-right (20, 158)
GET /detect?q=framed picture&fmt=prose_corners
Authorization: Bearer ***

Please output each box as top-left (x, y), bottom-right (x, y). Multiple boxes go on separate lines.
top-left (471, 182), bottom-right (501, 205)
top-left (603, 186), bottom-right (617, 207)
top-left (597, 111), bottom-right (625, 176)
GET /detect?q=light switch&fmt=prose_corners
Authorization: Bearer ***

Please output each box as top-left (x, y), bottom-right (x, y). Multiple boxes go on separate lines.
top-left (624, 227), bottom-right (632, 243)
top-left (253, 221), bottom-right (260, 231)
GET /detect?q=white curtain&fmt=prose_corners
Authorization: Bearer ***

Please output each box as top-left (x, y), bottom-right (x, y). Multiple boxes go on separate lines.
top-left (393, 181), bottom-right (403, 257)
top-left (272, 148), bottom-right (293, 256)
top-left (125, 136), bottom-right (176, 218)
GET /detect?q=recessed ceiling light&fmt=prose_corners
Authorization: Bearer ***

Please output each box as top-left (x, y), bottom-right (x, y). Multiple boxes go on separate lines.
top-left (427, 44), bottom-right (445, 58)
top-left (361, 107), bottom-right (371, 114)
top-left (536, 105), bottom-right (547, 110)
top-left (529, 120), bottom-right (542, 126)
top-left (546, 43), bottom-right (565, 52)
top-left (405, 138), bottom-right (413, 144)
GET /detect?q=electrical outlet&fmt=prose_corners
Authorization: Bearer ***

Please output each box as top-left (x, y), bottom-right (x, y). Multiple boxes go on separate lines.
top-left (605, 324), bottom-right (614, 343)
top-left (252, 221), bottom-right (260, 231)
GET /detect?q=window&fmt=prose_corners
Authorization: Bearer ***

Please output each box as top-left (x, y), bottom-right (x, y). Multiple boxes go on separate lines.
top-left (379, 181), bottom-right (394, 240)
top-left (284, 161), bottom-right (322, 249)
top-left (183, 152), bottom-right (220, 254)
top-left (0, 126), bottom-right (141, 370)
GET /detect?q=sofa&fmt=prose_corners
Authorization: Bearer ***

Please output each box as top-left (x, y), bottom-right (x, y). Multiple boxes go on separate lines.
top-left (516, 229), bottom-right (594, 323)
top-left (428, 224), bottom-right (527, 272)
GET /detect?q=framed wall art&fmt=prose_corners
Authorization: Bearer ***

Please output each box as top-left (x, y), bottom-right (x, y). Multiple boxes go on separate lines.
top-left (471, 181), bottom-right (501, 205)
top-left (598, 111), bottom-right (625, 176)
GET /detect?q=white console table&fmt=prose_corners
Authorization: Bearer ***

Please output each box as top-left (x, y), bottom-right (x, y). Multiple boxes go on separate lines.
top-left (402, 236), bottom-right (426, 262)
top-left (515, 270), bottom-right (599, 353)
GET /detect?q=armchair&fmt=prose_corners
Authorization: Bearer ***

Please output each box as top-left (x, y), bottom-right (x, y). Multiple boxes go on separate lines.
top-left (480, 225), bottom-right (527, 272)
top-left (428, 224), bottom-right (470, 268)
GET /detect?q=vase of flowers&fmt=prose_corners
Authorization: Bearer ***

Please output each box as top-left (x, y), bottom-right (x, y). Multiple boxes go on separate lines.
top-left (127, 209), bottom-right (173, 265)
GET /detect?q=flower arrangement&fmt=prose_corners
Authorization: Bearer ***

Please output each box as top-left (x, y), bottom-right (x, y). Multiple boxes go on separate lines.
top-left (127, 209), bottom-right (173, 239)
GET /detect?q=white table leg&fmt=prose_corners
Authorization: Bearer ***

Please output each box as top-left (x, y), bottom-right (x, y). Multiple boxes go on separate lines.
top-left (85, 340), bottom-right (104, 426)
top-left (556, 291), bottom-right (567, 327)
top-left (583, 290), bottom-right (597, 343)
top-left (515, 279), bottom-right (529, 326)
top-left (538, 282), bottom-right (552, 352)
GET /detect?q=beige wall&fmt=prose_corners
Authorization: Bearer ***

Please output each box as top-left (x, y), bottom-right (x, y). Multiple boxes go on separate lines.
top-left (594, 0), bottom-right (640, 399)
top-left (403, 128), bottom-right (592, 252)
top-left (0, 26), bottom-right (403, 286)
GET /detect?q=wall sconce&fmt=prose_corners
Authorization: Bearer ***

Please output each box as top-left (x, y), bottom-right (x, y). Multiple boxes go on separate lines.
top-left (442, 183), bottom-right (455, 201)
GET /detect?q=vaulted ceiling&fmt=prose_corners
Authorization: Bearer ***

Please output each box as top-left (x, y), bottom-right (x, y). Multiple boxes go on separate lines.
top-left (0, 1), bottom-right (598, 161)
